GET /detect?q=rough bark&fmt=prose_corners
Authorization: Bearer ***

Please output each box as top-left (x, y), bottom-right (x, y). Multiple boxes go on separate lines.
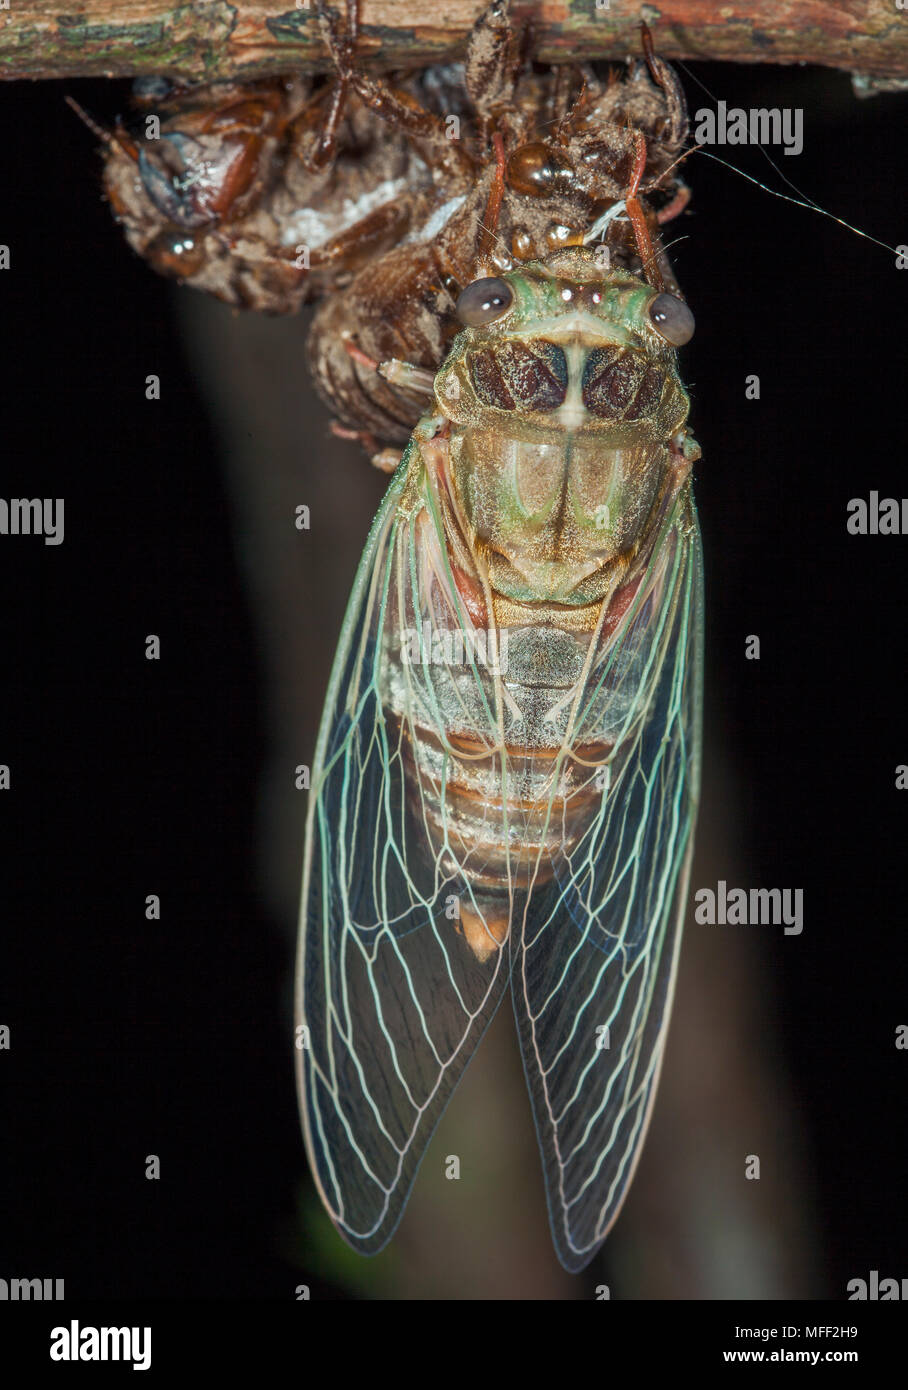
top-left (0, 0), bottom-right (906, 85)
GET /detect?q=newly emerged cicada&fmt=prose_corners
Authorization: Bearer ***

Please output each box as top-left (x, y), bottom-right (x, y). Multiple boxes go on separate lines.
top-left (296, 243), bottom-right (702, 1271)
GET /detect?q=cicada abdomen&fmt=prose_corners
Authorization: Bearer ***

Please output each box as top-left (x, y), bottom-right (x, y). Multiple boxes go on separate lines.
top-left (296, 245), bottom-right (703, 1271)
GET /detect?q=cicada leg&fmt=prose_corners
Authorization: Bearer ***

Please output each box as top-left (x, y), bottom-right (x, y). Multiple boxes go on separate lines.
top-left (464, 0), bottom-right (522, 144)
top-left (209, 197), bottom-right (416, 291)
top-left (370, 448), bottom-right (404, 474)
top-left (640, 20), bottom-right (688, 149)
top-left (307, 0), bottom-right (474, 186)
top-left (656, 183), bottom-right (692, 225)
top-left (345, 342), bottom-right (436, 401)
top-left (328, 419), bottom-right (401, 474)
top-left (377, 359), bottom-right (437, 396)
top-left (624, 131), bottom-right (666, 293)
top-left (305, 0), bottom-right (362, 171)
top-left (476, 132), bottom-right (509, 267)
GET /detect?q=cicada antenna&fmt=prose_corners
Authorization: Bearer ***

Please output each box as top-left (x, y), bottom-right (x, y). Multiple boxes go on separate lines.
top-left (635, 233), bottom-right (691, 294)
top-left (64, 96), bottom-right (109, 143)
top-left (653, 143), bottom-right (701, 186)
top-left (673, 59), bottom-right (897, 257)
top-left (694, 149), bottom-right (899, 257)
top-left (64, 95), bottom-right (138, 162)
top-left (476, 219), bottom-right (515, 272)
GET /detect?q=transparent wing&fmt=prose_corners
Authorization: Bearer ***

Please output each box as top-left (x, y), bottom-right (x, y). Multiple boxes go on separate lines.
top-left (296, 442), bottom-right (512, 1255)
top-left (510, 488), bottom-right (703, 1272)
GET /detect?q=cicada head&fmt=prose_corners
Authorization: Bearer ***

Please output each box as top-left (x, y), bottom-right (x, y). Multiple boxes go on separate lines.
top-left (432, 247), bottom-right (699, 609)
top-left (436, 246), bottom-right (693, 439)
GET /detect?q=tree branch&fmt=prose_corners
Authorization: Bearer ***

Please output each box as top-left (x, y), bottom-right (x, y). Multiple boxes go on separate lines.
top-left (1, 0), bottom-right (906, 86)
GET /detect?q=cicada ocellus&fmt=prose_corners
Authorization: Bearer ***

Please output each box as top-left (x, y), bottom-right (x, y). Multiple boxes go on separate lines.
top-left (296, 243), bottom-right (702, 1272)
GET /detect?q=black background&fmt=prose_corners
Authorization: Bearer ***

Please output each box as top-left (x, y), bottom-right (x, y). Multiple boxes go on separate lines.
top-left (0, 55), bottom-right (906, 1300)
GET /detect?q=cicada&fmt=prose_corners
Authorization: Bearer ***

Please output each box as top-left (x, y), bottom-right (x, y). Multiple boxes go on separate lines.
top-left (296, 241), bottom-right (703, 1272)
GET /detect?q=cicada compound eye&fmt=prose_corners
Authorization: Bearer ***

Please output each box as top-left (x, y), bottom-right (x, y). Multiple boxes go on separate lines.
top-left (648, 293), bottom-right (695, 346)
top-left (455, 277), bottom-right (514, 328)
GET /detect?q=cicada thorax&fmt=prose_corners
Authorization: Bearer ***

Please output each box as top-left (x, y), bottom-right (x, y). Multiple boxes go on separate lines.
top-left (375, 248), bottom-right (698, 963)
top-left (436, 262), bottom-right (692, 615)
